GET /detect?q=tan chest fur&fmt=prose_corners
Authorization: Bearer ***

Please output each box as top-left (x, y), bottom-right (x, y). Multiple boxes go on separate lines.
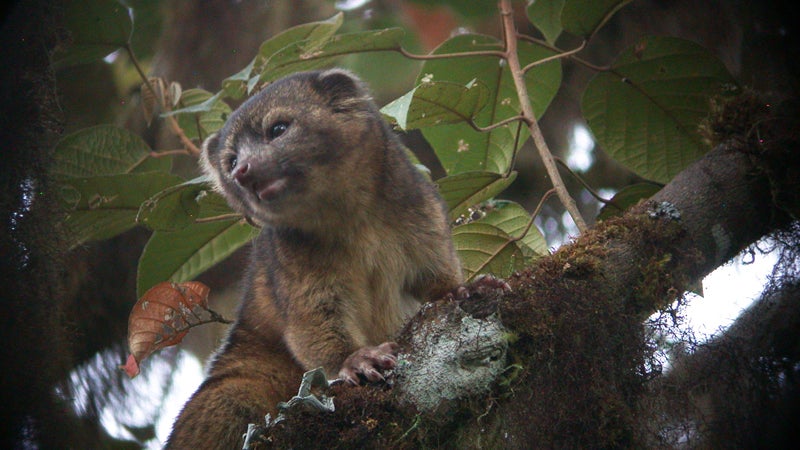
top-left (276, 219), bottom-right (423, 345)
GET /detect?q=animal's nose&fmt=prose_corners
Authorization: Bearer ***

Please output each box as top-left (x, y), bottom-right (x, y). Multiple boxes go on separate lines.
top-left (232, 162), bottom-right (251, 185)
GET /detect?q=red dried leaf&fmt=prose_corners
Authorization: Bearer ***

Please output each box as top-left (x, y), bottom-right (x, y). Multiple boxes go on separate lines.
top-left (124, 281), bottom-right (211, 378)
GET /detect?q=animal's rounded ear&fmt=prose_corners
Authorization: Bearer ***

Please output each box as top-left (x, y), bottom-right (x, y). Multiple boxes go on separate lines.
top-left (202, 133), bottom-right (219, 156)
top-left (315, 68), bottom-right (371, 113)
top-left (199, 133), bottom-right (219, 174)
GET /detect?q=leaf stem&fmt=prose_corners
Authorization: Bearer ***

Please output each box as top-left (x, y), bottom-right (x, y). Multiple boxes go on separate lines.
top-left (530, 188), bottom-right (557, 224)
top-left (515, 34), bottom-right (611, 72)
top-left (520, 40), bottom-right (586, 73)
top-left (498, 0), bottom-right (588, 232)
top-left (553, 157), bottom-right (614, 206)
top-left (207, 308), bottom-right (234, 325)
top-left (506, 121), bottom-right (525, 178)
top-left (512, 188), bottom-right (556, 242)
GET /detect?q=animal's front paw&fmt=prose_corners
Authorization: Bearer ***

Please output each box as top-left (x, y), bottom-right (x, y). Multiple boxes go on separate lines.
top-left (454, 274), bottom-right (512, 300)
top-left (338, 342), bottom-right (399, 385)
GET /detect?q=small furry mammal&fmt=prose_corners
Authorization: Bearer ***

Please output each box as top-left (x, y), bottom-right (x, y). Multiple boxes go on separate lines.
top-left (166, 69), bottom-right (463, 448)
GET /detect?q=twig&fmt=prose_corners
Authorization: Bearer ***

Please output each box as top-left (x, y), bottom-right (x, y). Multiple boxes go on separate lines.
top-left (498, 0), bottom-right (588, 232)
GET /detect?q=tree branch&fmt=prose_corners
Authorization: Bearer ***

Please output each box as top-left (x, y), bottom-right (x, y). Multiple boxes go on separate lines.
top-left (498, 0), bottom-right (588, 232)
top-left (247, 97), bottom-right (798, 448)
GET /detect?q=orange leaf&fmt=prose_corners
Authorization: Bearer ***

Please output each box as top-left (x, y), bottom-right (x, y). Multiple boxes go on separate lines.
top-left (124, 281), bottom-right (212, 377)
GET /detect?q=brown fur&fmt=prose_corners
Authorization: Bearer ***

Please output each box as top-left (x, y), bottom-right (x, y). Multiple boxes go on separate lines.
top-left (166, 70), bottom-right (462, 448)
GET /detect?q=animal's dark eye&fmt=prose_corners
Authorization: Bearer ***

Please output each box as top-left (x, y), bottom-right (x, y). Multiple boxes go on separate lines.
top-left (227, 154), bottom-right (238, 171)
top-left (269, 121), bottom-right (289, 139)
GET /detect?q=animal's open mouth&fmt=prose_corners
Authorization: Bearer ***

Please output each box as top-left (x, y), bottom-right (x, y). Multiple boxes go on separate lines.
top-left (257, 177), bottom-right (288, 201)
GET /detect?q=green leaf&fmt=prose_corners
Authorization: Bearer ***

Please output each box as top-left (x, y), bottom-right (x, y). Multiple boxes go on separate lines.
top-left (221, 58), bottom-right (256, 100)
top-left (527, 0), bottom-right (565, 44)
top-left (169, 89), bottom-right (232, 141)
top-left (51, 125), bottom-right (170, 178)
top-left (381, 80), bottom-right (490, 130)
top-left (53, 0), bottom-right (132, 68)
top-left (418, 34), bottom-right (561, 175)
top-left (452, 222), bottom-right (527, 281)
top-left (596, 183), bottom-right (662, 221)
top-left (58, 172), bottom-right (183, 248)
top-left (222, 13), bottom-right (345, 98)
top-left (478, 200), bottom-right (548, 257)
top-left (137, 177), bottom-right (217, 231)
top-left (258, 28), bottom-right (405, 83)
top-left (437, 171), bottom-right (517, 222)
top-left (561, 0), bottom-right (632, 38)
top-left (163, 90), bottom-right (224, 116)
top-left (303, 12), bottom-right (344, 45)
top-left (195, 189), bottom-right (238, 218)
top-left (136, 219), bottom-right (256, 297)
top-left (582, 36), bottom-right (739, 183)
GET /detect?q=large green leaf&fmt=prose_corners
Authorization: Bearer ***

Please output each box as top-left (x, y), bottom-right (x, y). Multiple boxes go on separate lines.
top-left (136, 219), bottom-right (256, 297)
top-left (418, 33), bottom-right (561, 175)
top-left (381, 80), bottom-right (490, 131)
top-left (527, 0), bottom-right (565, 44)
top-left (137, 177), bottom-right (219, 231)
top-left (258, 28), bottom-right (405, 83)
top-left (53, 0), bottom-right (132, 68)
top-left (221, 13), bottom-right (345, 98)
top-left (437, 171), bottom-right (517, 222)
top-left (223, 59), bottom-right (257, 100)
top-left (51, 125), bottom-right (170, 178)
top-left (58, 172), bottom-right (183, 247)
top-left (167, 89), bottom-right (232, 141)
top-left (582, 36), bottom-right (738, 183)
top-left (452, 222), bottom-right (527, 281)
top-left (561, 0), bottom-right (632, 39)
top-left (478, 200), bottom-right (548, 257)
